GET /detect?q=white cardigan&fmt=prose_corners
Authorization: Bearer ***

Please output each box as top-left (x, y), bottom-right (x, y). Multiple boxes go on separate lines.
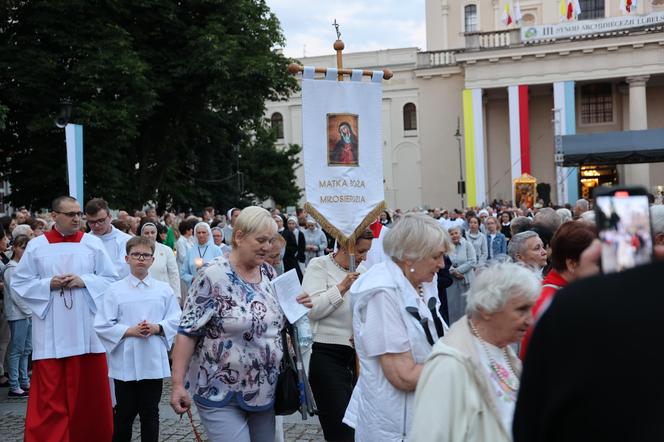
top-left (148, 242), bottom-right (180, 300)
top-left (410, 317), bottom-right (520, 442)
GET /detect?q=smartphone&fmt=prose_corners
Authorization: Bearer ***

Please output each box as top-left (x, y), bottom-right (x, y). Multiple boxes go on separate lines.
top-left (594, 186), bottom-right (653, 274)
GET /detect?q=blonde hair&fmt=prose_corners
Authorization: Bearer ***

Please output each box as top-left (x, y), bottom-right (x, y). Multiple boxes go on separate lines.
top-left (383, 212), bottom-right (453, 262)
top-left (232, 206), bottom-right (277, 247)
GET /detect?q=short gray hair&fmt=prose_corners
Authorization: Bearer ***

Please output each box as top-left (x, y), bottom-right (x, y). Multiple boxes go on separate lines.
top-left (652, 205), bottom-right (664, 235)
top-left (575, 198), bottom-right (589, 212)
top-left (534, 207), bottom-right (562, 232)
top-left (507, 231), bottom-right (539, 261)
top-left (383, 212), bottom-right (453, 262)
top-left (510, 216), bottom-right (532, 236)
top-left (466, 262), bottom-right (541, 315)
top-left (12, 224), bottom-right (32, 239)
top-left (232, 206), bottom-right (277, 247)
top-left (579, 210), bottom-right (596, 225)
top-left (556, 208), bottom-right (573, 223)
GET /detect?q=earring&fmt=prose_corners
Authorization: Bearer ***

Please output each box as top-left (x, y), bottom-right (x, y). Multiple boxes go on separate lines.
top-left (410, 268), bottom-right (415, 273)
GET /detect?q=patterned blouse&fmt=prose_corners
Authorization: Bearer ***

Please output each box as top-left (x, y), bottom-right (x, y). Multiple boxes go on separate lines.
top-left (178, 255), bottom-right (285, 410)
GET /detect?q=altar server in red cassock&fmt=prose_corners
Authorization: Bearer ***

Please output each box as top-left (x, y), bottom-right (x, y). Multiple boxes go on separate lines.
top-left (12, 196), bottom-right (118, 442)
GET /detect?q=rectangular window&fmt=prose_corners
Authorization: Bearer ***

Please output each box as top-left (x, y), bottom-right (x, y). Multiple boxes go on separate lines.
top-left (464, 5), bottom-right (478, 33)
top-left (580, 83), bottom-right (613, 125)
top-left (579, 0), bottom-right (605, 20)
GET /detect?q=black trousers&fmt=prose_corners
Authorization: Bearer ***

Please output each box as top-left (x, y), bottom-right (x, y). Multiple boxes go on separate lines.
top-left (309, 343), bottom-right (356, 442)
top-left (113, 378), bottom-right (163, 442)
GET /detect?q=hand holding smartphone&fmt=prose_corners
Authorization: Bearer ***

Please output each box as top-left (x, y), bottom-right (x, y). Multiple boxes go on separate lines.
top-left (594, 186), bottom-right (653, 273)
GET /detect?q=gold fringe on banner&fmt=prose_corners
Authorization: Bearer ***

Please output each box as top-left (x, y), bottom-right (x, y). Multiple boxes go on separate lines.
top-left (304, 200), bottom-right (386, 250)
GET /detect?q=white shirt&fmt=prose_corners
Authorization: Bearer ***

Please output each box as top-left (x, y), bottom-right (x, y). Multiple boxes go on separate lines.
top-left (94, 274), bottom-right (181, 381)
top-left (148, 242), bottom-right (180, 300)
top-left (175, 235), bottom-right (194, 269)
top-left (363, 225), bottom-right (389, 269)
top-left (439, 217), bottom-right (465, 232)
top-left (94, 226), bottom-right (131, 279)
top-left (12, 233), bottom-right (118, 360)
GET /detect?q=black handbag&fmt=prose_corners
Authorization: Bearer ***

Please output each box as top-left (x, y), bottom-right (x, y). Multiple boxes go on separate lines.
top-left (274, 324), bottom-right (300, 416)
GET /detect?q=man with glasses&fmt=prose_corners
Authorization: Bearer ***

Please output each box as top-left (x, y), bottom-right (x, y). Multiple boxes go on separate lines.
top-left (12, 195), bottom-right (118, 442)
top-left (85, 198), bottom-right (131, 279)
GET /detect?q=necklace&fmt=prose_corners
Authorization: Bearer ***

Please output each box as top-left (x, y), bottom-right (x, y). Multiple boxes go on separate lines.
top-left (468, 319), bottom-right (519, 392)
top-left (60, 288), bottom-right (73, 310)
top-left (330, 253), bottom-right (350, 273)
top-left (197, 245), bottom-right (208, 258)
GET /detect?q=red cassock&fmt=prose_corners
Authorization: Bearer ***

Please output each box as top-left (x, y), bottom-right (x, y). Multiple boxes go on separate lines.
top-left (23, 229), bottom-right (113, 442)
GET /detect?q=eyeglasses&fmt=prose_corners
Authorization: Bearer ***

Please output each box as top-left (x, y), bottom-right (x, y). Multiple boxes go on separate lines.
top-left (55, 211), bottom-right (83, 218)
top-left (129, 252), bottom-right (154, 261)
top-left (87, 216), bottom-right (109, 226)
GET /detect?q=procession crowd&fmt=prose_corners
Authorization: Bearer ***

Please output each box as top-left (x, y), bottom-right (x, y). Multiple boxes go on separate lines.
top-left (1, 195), bottom-right (664, 442)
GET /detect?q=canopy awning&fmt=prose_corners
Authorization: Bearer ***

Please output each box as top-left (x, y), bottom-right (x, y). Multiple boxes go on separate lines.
top-left (562, 129), bottom-right (664, 167)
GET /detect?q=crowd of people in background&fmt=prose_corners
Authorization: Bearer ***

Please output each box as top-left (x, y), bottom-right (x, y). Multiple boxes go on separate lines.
top-left (2, 193), bottom-right (664, 441)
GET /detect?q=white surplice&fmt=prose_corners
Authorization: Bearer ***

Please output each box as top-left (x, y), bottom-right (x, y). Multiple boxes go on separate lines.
top-left (94, 274), bottom-right (181, 381)
top-left (11, 233), bottom-right (119, 360)
top-left (94, 226), bottom-right (131, 280)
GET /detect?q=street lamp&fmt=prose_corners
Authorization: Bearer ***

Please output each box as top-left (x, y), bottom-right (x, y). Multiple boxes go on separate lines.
top-left (454, 117), bottom-right (465, 209)
top-left (54, 98), bottom-right (72, 128)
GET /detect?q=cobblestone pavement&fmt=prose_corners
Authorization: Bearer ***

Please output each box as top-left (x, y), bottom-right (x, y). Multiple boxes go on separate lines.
top-left (0, 379), bottom-right (324, 441)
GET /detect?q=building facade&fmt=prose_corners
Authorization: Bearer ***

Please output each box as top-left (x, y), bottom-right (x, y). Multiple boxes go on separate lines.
top-left (266, 0), bottom-right (664, 210)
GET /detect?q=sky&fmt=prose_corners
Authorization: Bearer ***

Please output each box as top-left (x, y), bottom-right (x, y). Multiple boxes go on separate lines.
top-left (265, 0), bottom-right (426, 59)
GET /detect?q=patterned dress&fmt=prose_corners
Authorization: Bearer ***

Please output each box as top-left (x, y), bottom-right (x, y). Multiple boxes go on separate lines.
top-left (178, 256), bottom-right (285, 410)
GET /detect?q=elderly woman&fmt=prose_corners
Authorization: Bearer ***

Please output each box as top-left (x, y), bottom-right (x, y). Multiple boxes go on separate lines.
top-left (447, 226), bottom-right (477, 325)
top-left (211, 226), bottom-right (232, 256)
top-left (180, 222), bottom-right (222, 287)
top-left (139, 220), bottom-right (181, 299)
top-left (519, 221), bottom-right (596, 358)
top-left (342, 213), bottom-right (452, 442)
top-left (302, 219), bottom-right (327, 266)
top-left (465, 216), bottom-right (488, 268)
top-left (170, 207), bottom-right (312, 442)
top-left (303, 229), bottom-right (374, 442)
top-left (486, 216), bottom-right (507, 261)
top-left (410, 262), bottom-right (540, 442)
top-left (507, 231), bottom-right (548, 274)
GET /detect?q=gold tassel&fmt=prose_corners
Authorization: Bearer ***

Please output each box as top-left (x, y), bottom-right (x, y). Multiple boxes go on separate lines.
top-left (304, 201), bottom-right (386, 250)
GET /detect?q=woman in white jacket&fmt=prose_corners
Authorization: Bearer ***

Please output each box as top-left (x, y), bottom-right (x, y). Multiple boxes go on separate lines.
top-left (343, 213), bottom-right (453, 442)
top-left (139, 221), bottom-right (180, 301)
top-left (410, 262), bottom-right (540, 442)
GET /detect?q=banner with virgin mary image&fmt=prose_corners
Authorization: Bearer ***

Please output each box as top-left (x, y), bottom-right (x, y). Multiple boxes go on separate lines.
top-left (301, 66), bottom-right (385, 245)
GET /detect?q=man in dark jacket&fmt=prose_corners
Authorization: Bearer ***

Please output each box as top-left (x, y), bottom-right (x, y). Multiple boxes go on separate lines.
top-left (281, 217), bottom-right (305, 281)
top-left (513, 243), bottom-right (664, 442)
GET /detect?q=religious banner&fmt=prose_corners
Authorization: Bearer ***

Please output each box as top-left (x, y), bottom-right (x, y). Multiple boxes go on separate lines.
top-left (301, 67), bottom-right (385, 245)
top-left (65, 123), bottom-right (84, 202)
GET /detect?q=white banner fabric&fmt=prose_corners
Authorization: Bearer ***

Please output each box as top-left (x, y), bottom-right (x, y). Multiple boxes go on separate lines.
top-left (302, 74), bottom-right (384, 242)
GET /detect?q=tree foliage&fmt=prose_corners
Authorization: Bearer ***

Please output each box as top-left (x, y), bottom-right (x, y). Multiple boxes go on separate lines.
top-left (0, 0), bottom-right (300, 211)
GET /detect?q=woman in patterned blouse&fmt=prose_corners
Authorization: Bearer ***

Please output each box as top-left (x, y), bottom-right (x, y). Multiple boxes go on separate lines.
top-left (170, 206), bottom-right (312, 442)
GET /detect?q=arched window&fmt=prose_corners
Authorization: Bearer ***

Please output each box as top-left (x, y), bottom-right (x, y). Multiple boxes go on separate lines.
top-left (464, 4), bottom-right (478, 33)
top-left (270, 112), bottom-right (284, 139)
top-left (403, 103), bottom-right (417, 131)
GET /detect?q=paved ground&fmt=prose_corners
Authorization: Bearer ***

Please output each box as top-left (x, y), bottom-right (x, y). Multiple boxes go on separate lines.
top-left (0, 379), bottom-right (324, 441)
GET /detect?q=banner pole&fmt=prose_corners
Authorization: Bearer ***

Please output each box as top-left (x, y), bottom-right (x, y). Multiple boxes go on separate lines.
top-left (334, 39), bottom-right (344, 81)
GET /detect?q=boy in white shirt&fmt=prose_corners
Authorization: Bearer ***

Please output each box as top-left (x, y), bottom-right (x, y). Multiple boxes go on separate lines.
top-left (95, 236), bottom-right (181, 442)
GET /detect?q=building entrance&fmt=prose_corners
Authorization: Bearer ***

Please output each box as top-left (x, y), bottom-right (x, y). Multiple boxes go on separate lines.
top-left (579, 165), bottom-right (618, 200)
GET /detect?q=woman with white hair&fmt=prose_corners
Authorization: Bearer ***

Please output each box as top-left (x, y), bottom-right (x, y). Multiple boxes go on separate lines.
top-left (410, 262), bottom-right (540, 442)
top-left (343, 213), bottom-right (453, 442)
top-left (180, 222), bottom-right (222, 287)
top-left (447, 226), bottom-right (477, 325)
top-left (302, 218), bottom-right (327, 266)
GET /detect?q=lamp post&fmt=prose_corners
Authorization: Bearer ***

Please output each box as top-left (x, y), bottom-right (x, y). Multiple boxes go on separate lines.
top-left (454, 117), bottom-right (465, 209)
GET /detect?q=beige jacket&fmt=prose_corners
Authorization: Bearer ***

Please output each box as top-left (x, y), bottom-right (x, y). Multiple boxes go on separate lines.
top-left (410, 317), bottom-right (521, 442)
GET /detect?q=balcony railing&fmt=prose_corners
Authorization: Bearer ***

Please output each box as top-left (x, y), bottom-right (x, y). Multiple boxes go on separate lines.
top-left (464, 29), bottom-right (522, 50)
top-left (417, 50), bottom-right (458, 68)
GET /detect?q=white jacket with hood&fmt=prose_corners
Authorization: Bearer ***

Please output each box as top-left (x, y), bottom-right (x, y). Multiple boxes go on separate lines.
top-left (343, 260), bottom-right (447, 442)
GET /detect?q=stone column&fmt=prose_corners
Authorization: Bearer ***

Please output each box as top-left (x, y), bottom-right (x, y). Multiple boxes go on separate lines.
top-left (441, 0), bottom-right (449, 49)
top-left (624, 75), bottom-right (651, 189)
